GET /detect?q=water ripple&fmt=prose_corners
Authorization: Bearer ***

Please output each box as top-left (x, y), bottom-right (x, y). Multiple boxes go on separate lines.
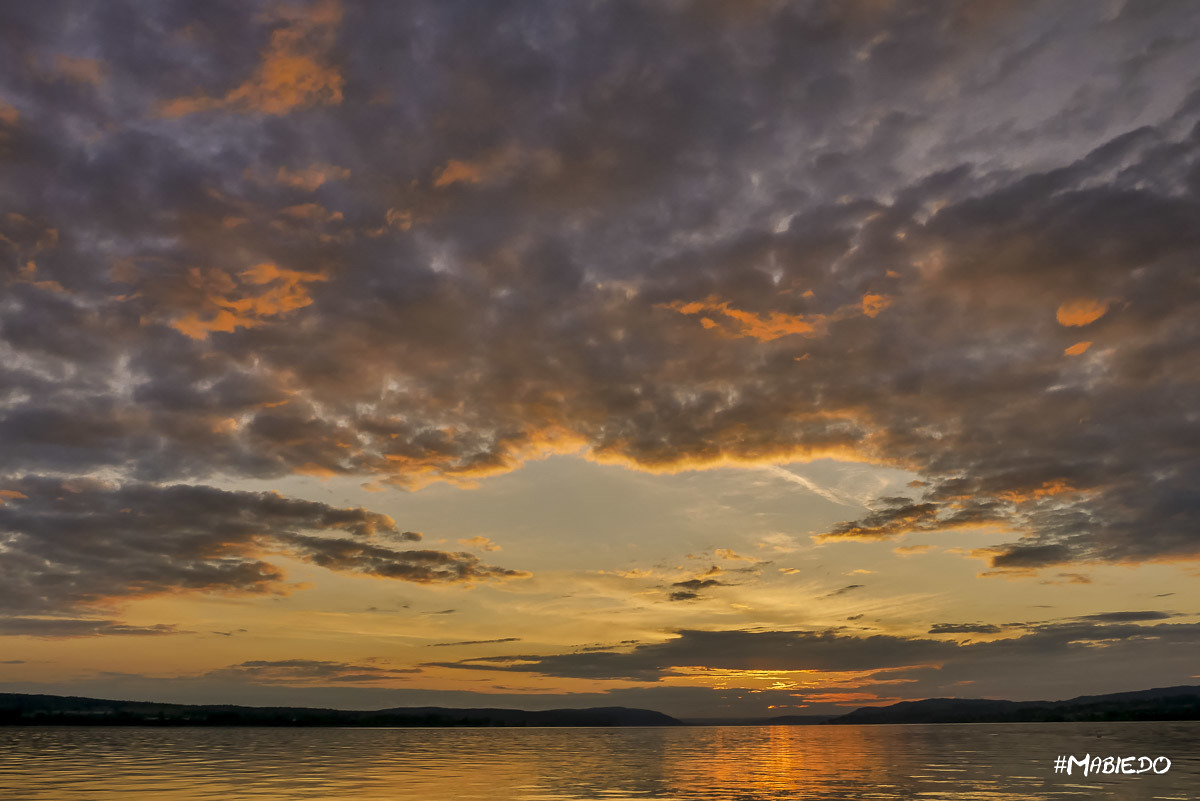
top-left (0, 722), bottom-right (1196, 800)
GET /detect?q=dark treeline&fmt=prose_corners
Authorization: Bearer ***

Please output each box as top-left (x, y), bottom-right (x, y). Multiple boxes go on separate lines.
top-left (4, 685), bottom-right (1200, 727)
top-left (0, 694), bottom-right (680, 727)
top-left (829, 686), bottom-right (1200, 725)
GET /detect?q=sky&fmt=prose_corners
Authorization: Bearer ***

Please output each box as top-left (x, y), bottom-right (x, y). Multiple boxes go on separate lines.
top-left (1, 0), bottom-right (1199, 720)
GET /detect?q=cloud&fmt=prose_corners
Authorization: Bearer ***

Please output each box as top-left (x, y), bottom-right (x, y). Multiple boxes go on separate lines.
top-left (205, 659), bottom-right (420, 684)
top-left (672, 578), bottom-right (726, 591)
top-left (817, 500), bottom-right (946, 541)
top-left (0, 0), bottom-right (1197, 600)
top-left (663, 297), bottom-right (823, 341)
top-left (1072, 611), bottom-right (1178, 623)
top-left (283, 533), bottom-right (527, 584)
top-left (157, 0), bottom-right (344, 117)
top-left (0, 477), bottom-right (525, 622)
top-left (667, 576), bottom-right (728, 602)
top-left (1063, 340), bottom-right (1092, 356)
top-left (1056, 298), bottom-right (1110, 327)
top-left (762, 465), bottom-right (857, 507)
top-left (427, 628), bottom-right (956, 681)
top-left (167, 263), bottom-right (329, 340)
top-left (458, 536), bottom-right (501, 552)
top-left (861, 292), bottom-right (892, 318)
top-left (428, 621), bottom-right (1200, 703)
top-left (714, 548), bottom-right (751, 561)
top-left (0, 618), bottom-right (182, 638)
top-left (53, 55), bottom-right (106, 86)
top-left (275, 163), bottom-right (350, 191)
top-left (928, 622), bottom-right (1006, 635)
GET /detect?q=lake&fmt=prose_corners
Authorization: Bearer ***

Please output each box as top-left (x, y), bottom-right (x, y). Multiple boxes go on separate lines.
top-left (1, 722), bottom-right (1196, 800)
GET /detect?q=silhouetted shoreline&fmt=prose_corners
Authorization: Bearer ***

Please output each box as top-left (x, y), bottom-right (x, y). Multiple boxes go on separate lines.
top-left (4, 685), bottom-right (1199, 727)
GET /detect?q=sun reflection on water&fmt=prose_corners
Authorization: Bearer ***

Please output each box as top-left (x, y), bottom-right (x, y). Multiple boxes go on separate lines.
top-left (0, 722), bottom-right (1196, 800)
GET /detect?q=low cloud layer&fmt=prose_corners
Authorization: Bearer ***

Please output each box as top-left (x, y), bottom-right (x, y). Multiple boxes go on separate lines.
top-left (204, 659), bottom-right (420, 685)
top-left (428, 618), bottom-right (1200, 704)
top-left (0, 477), bottom-right (525, 626)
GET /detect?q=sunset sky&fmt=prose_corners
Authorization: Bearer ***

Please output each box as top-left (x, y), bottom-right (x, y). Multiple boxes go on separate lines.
top-left (2, 0), bottom-right (1199, 719)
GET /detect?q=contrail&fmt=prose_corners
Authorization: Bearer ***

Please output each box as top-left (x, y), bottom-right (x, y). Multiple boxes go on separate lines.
top-left (763, 465), bottom-right (858, 507)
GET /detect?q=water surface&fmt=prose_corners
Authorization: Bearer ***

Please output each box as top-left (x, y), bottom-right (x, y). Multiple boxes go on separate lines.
top-left (1, 722), bottom-right (1196, 800)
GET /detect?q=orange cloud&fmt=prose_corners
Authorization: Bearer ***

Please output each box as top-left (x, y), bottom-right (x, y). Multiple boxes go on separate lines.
top-left (171, 263), bottom-right (328, 340)
top-left (276, 163), bottom-right (350, 190)
top-left (12, 261), bottom-right (67, 293)
top-left (281, 202), bottom-right (343, 222)
top-left (861, 292), bottom-right (892, 318)
top-left (294, 462), bottom-right (340, 478)
top-left (385, 208), bottom-right (413, 230)
top-left (432, 145), bottom-right (560, 189)
top-left (459, 536), bottom-right (501, 552)
top-left (158, 0), bottom-right (343, 117)
top-left (1064, 341), bottom-right (1092, 356)
top-left (589, 439), bottom-right (866, 477)
top-left (0, 100), bottom-right (17, 126)
top-left (54, 55), bottom-right (106, 85)
top-left (433, 159), bottom-right (485, 188)
top-left (997, 479), bottom-right (1076, 503)
top-left (715, 548), bottom-right (752, 561)
top-left (664, 297), bottom-right (821, 341)
top-left (662, 664), bottom-right (926, 694)
top-left (1056, 297), bottom-right (1109, 327)
top-left (893, 544), bottom-right (934, 556)
top-left (797, 692), bottom-right (906, 706)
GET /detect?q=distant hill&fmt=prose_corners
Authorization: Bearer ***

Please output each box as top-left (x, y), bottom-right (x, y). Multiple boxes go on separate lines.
top-left (829, 685), bottom-right (1200, 725)
top-left (683, 714), bottom-right (836, 726)
top-left (5, 686), bottom-right (1199, 727)
top-left (0, 693), bottom-right (681, 727)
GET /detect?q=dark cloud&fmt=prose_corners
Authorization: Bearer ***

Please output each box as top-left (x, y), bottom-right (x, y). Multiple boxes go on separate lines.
top-left (671, 578), bottom-right (726, 591)
top-left (429, 620), bottom-right (1200, 702)
top-left (428, 638), bottom-right (522, 648)
top-left (6, 619), bottom-right (1200, 716)
top-left (666, 575), bottom-right (729, 601)
top-left (0, 0), bottom-right (1197, 649)
top-left (0, 477), bottom-right (526, 622)
top-left (428, 628), bottom-right (956, 681)
top-left (0, 617), bottom-right (181, 638)
top-left (928, 622), bottom-right (1006, 635)
top-left (1072, 611), bottom-right (1178, 623)
top-left (205, 659), bottom-right (420, 685)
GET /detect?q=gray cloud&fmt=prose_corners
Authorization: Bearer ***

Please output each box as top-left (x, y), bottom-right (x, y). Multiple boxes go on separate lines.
top-left (428, 620), bottom-right (1200, 703)
top-left (428, 628), bottom-right (957, 681)
top-left (0, 477), bottom-right (526, 622)
top-left (0, 618), bottom-right (181, 638)
top-left (928, 623), bottom-right (1006, 635)
top-left (1072, 610), bottom-right (1178, 623)
top-left (204, 659), bottom-right (420, 685)
top-left (0, 0), bottom-right (1197, 643)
